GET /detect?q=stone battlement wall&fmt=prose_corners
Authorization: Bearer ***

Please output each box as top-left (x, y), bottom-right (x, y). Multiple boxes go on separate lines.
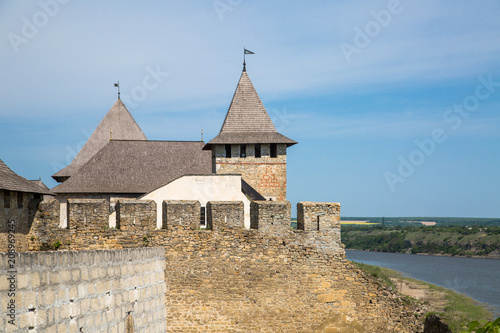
top-left (0, 199), bottom-right (424, 332)
top-left (21, 199), bottom-right (343, 254)
top-left (0, 248), bottom-right (166, 332)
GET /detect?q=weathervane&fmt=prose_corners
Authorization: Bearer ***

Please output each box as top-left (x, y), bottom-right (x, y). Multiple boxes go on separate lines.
top-left (243, 48), bottom-right (254, 71)
top-left (114, 81), bottom-right (120, 99)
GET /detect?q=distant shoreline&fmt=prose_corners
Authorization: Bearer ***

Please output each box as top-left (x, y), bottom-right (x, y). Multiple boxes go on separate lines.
top-left (345, 248), bottom-right (500, 260)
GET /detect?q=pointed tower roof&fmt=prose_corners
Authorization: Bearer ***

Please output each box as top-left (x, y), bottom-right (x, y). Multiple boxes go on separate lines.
top-left (52, 99), bottom-right (147, 182)
top-left (204, 70), bottom-right (296, 149)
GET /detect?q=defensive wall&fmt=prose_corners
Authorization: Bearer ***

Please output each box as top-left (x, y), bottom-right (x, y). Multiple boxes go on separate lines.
top-left (0, 248), bottom-right (166, 333)
top-left (1, 199), bottom-right (424, 332)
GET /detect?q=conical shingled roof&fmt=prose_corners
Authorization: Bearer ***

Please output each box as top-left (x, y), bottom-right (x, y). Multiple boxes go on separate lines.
top-left (204, 70), bottom-right (296, 148)
top-left (52, 99), bottom-right (147, 182)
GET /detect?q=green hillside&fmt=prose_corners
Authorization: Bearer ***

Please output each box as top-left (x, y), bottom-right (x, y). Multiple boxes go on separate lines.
top-left (341, 225), bottom-right (500, 257)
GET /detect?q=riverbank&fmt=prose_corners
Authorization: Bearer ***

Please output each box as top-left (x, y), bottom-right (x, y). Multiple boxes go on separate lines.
top-left (348, 248), bottom-right (500, 260)
top-left (341, 225), bottom-right (500, 258)
top-left (352, 261), bottom-right (494, 332)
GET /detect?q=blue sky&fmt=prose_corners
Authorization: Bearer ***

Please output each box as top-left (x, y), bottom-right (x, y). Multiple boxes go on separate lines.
top-left (1, 1), bottom-right (499, 217)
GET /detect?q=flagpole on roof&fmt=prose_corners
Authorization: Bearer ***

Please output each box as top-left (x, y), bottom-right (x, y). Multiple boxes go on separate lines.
top-left (243, 47), bottom-right (246, 72)
top-left (114, 81), bottom-right (120, 100)
top-left (243, 48), bottom-right (254, 72)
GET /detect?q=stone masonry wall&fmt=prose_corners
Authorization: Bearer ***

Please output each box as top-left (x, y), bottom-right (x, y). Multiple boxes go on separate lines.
top-left (0, 248), bottom-right (167, 333)
top-left (0, 190), bottom-right (42, 252)
top-left (296, 202), bottom-right (343, 253)
top-left (17, 199), bottom-right (425, 332)
top-left (214, 143), bottom-right (287, 201)
top-left (250, 201), bottom-right (291, 237)
top-left (206, 201), bottom-right (244, 230)
top-left (297, 202), bottom-right (341, 232)
top-left (68, 199), bottom-right (108, 233)
top-left (162, 200), bottom-right (200, 230)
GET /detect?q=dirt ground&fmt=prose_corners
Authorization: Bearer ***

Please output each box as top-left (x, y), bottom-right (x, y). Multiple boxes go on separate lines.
top-left (390, 277), bottom-right (448, 312)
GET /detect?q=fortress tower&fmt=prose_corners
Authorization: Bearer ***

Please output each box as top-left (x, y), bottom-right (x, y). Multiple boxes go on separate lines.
top-left (204, 67), bottom-right (297, 201)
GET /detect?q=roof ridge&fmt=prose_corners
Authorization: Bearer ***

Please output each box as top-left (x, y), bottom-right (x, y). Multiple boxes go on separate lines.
top-left (52, 99), bottom-right (147, 182)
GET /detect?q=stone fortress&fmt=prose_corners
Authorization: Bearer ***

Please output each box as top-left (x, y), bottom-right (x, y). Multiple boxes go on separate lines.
top-left (0, 63), bottom-right (425, 332)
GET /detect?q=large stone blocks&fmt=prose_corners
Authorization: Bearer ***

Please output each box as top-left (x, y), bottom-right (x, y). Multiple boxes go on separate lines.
top-left (206, 201), bottom-right (244, 230)
top-left (297, 201), bottom-right (340, 232)
top-left (116, 199), bottom-right (156, 231)
top-left (162, 200), bottom-right (200, 230)
top-left (250, 201), bottom-right (291, 237)
top-left (0, 248), bottom-right (166, 333)
top-left (67, 199), bottom-right (108, 231)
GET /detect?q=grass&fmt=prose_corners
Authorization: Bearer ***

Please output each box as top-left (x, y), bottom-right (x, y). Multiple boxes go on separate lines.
top-left (351, 262), bottom-right (493, 332)
top-left (352, 262), bottom-right (397, 290)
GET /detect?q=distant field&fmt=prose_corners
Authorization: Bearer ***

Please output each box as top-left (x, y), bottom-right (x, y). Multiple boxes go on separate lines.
top-left (342, 217), bottom-right (500, 227)
top-left (340, 221), bottom-right (378, 225)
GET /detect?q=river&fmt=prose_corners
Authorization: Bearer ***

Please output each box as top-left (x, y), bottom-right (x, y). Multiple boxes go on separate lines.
top-left (345, 250), bottom-right (500, 317)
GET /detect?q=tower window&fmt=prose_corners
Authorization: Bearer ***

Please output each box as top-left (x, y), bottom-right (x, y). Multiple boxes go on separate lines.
top-left (255, 144), bottom-right (261, 158)
top-left (4, 190), bottom-right (11, 208)
top-left (240, 144), bottom-right (246, 158)
top-left (17, 192), bottom-right (23, 209)
top-left (270, 143), bottom-right (277, 158)
top-left (225, 144), bottom-right (232, 158)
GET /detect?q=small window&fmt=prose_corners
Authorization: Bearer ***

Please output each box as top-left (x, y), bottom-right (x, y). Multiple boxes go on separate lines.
top-left (240, 144), bottom-right (246, 158)
top-left (317, 215), bottom-right (320, 231)
top-left (225, 144), bottom-right (232, 158)
top-left (200, 206), bottom-right (207, 227)
top-left (17, 192), bottom-right (23, 209)
top-left (4, 190), bottom-right (11, 209)
top-left (34, 194), bottom-right (42, 200)
top-left (255, 144), bottom-right (261, 158)
top-left (270, 143), bottom-right (277, 158)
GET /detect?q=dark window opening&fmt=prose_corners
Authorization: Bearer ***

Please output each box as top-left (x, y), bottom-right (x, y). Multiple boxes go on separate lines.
top-left (200, 206), bottom-right (206, 227)
top-left (270, 143), bottom-right (277, 158)
top-left (4, 190), bottom-right (11, 209)
top-left (225, 144), bottom-right (231, 158)
top-left (17, 192), bottom-right (23, 209)
top-left (317, 215), bottom-right (320, 231)
top-left (255, 144), bottom-right (261, 158)
top-left (34, 194), bottom-right (42, 200)
top-left (240, 144), bottom-right (246, 158)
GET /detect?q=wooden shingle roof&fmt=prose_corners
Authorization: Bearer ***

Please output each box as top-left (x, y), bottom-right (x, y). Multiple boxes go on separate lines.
top-left (0, 158), bottom-right (53, 195)
top-left (52, 140), bottom-right (212, 194)
top-left (204, 71), bottom-right (296, 148)
top-left (52, 99), bottom-right (147, 182)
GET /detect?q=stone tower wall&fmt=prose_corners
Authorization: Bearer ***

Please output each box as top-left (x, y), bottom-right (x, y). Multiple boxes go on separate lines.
top-left (213, 143), bottom-right (287, 201)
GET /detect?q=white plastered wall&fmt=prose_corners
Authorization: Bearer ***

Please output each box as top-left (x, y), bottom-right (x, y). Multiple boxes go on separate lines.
top-left (141, 175), bottom-right (251, 229)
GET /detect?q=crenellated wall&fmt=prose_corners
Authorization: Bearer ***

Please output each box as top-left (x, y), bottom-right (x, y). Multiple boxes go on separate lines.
top-left (1, 199), bottom-right (425, 332)
top-left (24, 199), bottom-right (343, 255)
top-left (250, 200), bottom-right (291, 236)
top-left (207, 201), bottom-right (244, 230)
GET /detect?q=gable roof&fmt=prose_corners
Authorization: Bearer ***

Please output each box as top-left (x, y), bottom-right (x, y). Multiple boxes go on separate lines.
top-left (52, 99), bottom-right (147, 182)
top-left (204, 70), bottom-right (296, 149)
top-left (0, 158), bottom-right (53, 195)
top-left (52, 140), bottom-right (212, 194)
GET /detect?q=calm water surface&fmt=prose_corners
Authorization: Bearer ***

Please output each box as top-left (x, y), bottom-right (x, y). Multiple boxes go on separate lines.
top-left (345, 250), bottom-right (500, 316)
